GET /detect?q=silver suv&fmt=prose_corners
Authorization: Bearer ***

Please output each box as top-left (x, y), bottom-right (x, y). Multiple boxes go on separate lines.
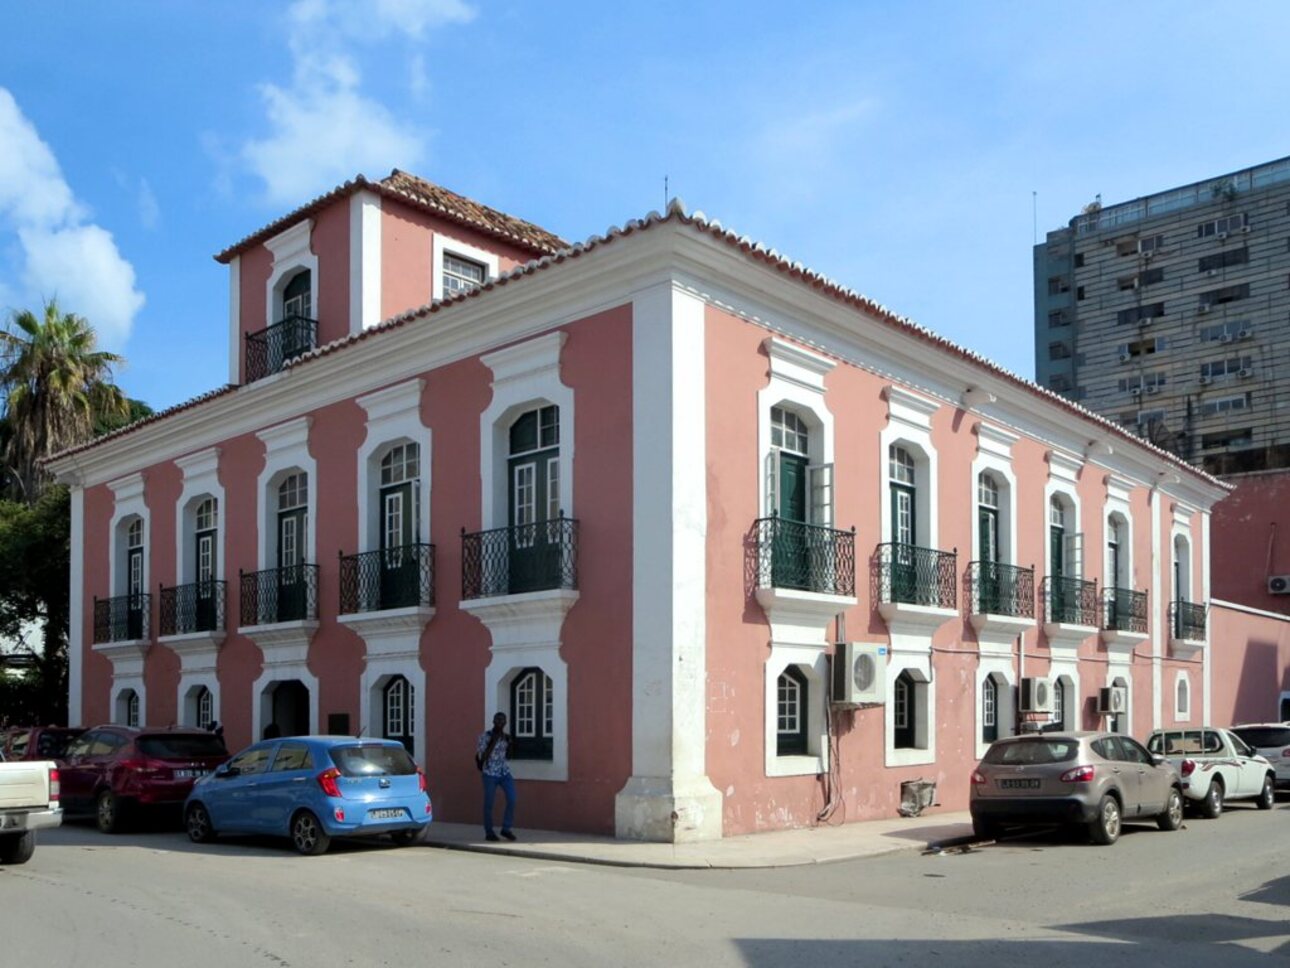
top-left (970, 731), bottom-right (1184, 845)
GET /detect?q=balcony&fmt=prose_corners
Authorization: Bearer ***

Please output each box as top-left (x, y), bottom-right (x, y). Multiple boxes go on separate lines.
top-left (340, 544), bottom-right (435, 613)
top-left (875, 543), bottom-right (957, 641)
top-left (93, 593), bottom-right (150, 644)
top-left (239, 564), bottom-right (319, 627)
top-left (966, 562), bottom-right (1034, 651)
top-left (244, 315), bottom-right (318, 383)
top-left (753, 517), bottom-right (857, 647)
top-left (1170, 600), bottom-right (1207, 649)
top-left (159, 581), bottom-right (227, 636)
top-left (461, 517), bottom-right (578, 601)
top-left (1101, 586), bottom-right (1148, 651)
top-left (1042, 575), bottom-right (1098, 652)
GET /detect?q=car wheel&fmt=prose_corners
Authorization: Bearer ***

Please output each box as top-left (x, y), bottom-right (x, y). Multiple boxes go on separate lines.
top-left (971, 817), bottom-right (1001, 842)
top-left (0, 832), bottom-right (35, 865)
top-left (390, 828), bottom-right (422, 847)
top-left (96, 790), bottom-right (125, 834)
top-left (1157, 787), bottom-right (1184, 831)
top-left (290, 810), bottom-right (331, 856)
top-left (1256, 774), bottom-right (1276, 811)
top-left (1088, 794), bottom-right (1121, 845)
top-left (1199, 779), bottom-right (1224, 819)
top-left (186, 803), bottom-right (216, 843)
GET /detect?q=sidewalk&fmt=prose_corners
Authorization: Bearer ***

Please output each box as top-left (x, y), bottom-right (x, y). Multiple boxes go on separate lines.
top-left (423, 809), bottom-right (975, 869)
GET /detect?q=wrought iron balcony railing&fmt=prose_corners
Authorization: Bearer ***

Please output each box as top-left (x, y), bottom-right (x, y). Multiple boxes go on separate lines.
top-left (875, 543), bottom-right (957, 609)
top-left (339, 543), bottom-right (435, 614)
top-left (966, 561), bottom-right (1034, 619)
top-left (754, 516), bottom-right (855, 597)
top-left (93, 593), bottom-right (150, 644)
top-left (1171, 600), bottom-right (1206, 640)
top-left (461, 516), bottom-right (578, 600)
top-left (1042, 574), bottom-right (1098, 626)
top-left (1102, 587), bottom-right (1147, 634)
top-left (244, 315), bottom-right (318, 383)
top-left (159, 580), bottom-right (226, 636)
top-left (239, 564), bottom-right (319, 626)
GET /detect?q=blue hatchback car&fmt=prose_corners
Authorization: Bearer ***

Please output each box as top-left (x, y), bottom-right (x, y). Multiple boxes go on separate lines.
top-left (184, 736), bottom-right (432, 855)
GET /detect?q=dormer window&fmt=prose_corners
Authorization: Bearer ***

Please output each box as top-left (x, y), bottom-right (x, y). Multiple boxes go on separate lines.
top-left (282, 269), bottom-right (312, 321)
top-left (443, 253), bottom-right (486, 298)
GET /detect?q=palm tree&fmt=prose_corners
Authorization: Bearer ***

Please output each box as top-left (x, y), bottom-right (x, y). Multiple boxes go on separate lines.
top-left (1, 300), bottom-right (130, 499)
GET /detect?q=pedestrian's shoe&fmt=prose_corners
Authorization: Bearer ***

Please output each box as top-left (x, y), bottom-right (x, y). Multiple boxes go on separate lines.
top-left (501, 829), bottom-right (517, 841)
top-left (485, 832), bottom-right (500, 842)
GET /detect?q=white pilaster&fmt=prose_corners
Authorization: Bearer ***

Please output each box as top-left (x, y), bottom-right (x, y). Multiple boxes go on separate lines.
top-left (350, 190), bottom-right (383, 333)
top-left (615, 281), bottom-right (722, 842)
top-left (227, 255), bottom-right (241, 385)
top-left (1150, 486), bottom-right (1163, 731)
top-left (69, 485), bottom-right (85, 726)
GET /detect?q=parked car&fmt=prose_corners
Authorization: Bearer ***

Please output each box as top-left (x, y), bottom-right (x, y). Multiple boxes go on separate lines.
top-left (2, 726), bottom-right (86, 763)
top-left (970, 731), bottom-right (1184, 846)
top-left (0, 754), bottom-right (61, 864)
top-left (1146, 726), bottom-right (1277, 816)
top-left (60, 725), bottom-right (229, 832)
top-left (1229, 723), bottom-right (1290, 790)
top-left (184, 736), bottom-right (432, 855)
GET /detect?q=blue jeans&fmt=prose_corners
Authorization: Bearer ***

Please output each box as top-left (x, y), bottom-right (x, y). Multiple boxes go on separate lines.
top-left (482, 773), bottom-right (516, 834)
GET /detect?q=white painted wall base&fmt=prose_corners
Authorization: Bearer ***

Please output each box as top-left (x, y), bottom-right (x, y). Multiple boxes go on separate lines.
top-left (614, 775), bottom-right (724, 842)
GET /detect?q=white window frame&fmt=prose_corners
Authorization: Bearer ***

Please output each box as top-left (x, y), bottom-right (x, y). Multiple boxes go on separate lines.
top-left (971, 423), bottom-right (1019, 569)
top-left (1175, 672), bottom-right (1191, 721)
top-left (264, 220), bottom-right (318, 332)
top-left (432, 234), bottom-right (500, 302)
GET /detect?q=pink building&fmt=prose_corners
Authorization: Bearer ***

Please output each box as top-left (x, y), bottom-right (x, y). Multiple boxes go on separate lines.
top-left (50, 172), bottom-right (1240, 841)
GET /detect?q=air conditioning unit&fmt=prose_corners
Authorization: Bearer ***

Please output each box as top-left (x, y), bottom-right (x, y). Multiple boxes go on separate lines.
top-left (1199, 375), bottom-right (1212, 386)
top-left (1237, 329), bottom-right (1252, 340)
top-left (1146, 385), bottom-right (1160, 395)
top-left (1098, 685), bottom-right (1128, 715)
top-left (1118, 352), bottom-right (1131, 363)
top-left (1239, 368), bottom-right (1254, 379)
top-left (1142, 249), bottom-right (1155, 260)
top-left (1241, 224), bottom-right (1251, 233)
top-left (1219, 333), bottom-right (1233, 344)
top-left (1197, 304), bottom-right (1210, 314)
top-left (1205, 269), bottom-right (1218, 277)
top-left (1020, 677), bottom-right (1053, 714)
top-left (1130, 387), bottom-right (1143, 397)
top-left (831, 642), bottom-right (887, 707)
top-left (1218, 231), bottom-right (1229, 241)
top-left (1268, 575), bottom-right (1290, 596)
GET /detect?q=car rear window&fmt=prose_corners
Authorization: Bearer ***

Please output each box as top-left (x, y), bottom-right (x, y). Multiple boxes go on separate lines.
top-left (330, 744), bottom-right (417, 777)
top-left (35, 730), bottom-right (83, 758)
top-left (983, 739), bottom-right (1079, 765)
top-left (138, 734), bottom-right (229, 759)
top-left (1147, 731), bottom-right (1222, 755)
top-left (1232, 727), bottom-right (1290, 748)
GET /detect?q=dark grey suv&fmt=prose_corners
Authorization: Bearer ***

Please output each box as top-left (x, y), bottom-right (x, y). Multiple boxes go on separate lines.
top-left (970, 732), bottom-right (1184, 845)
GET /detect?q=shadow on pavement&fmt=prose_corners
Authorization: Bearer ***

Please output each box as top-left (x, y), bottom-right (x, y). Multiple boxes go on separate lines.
top-left (46, 819), bottom-right (407, 859)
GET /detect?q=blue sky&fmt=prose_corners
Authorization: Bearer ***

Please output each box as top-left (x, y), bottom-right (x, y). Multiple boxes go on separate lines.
top-left (2, 1), bottom-right (1288, 412)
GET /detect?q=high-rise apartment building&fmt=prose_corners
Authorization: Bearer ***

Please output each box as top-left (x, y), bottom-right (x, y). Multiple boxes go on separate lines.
top-left (1035, 157), bottom-right (1290, 475)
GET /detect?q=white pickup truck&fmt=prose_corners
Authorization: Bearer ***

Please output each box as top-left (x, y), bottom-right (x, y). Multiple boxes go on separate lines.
top-left (1146, 727), bottom-right (1277, 818)
top-left (0, 754), bottom-right (62, 864)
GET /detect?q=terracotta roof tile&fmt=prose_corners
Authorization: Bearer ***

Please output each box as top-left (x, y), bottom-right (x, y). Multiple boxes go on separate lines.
top-left (214, 170), bottom-right (566, 264)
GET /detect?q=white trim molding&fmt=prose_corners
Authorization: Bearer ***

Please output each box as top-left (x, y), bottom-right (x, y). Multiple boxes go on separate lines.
top-left (264, 219), bottom-right (318, 331)
top-left (69, 486), bottom-right (85, 725)
top-left (94, 639), bottom-right (149, 728)
top-left (337, 607), bottom-right (431, 763)
top-left (255, 417), bottom-right (317, 572)
top-left (227, 255), bottom-right (241, 386)
top-left (350, 190), bottom-right (383, 333)
top-left (879, 384), bottom-right (940, 547)
top-left (974, 661), bottom-right (1016, 760)
top-left (356, 379), bottom-right (431, 556)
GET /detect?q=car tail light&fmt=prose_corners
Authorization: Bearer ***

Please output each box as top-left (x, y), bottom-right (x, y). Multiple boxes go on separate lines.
top-left (425, 799), bottom-right (433, 816)
top-left (1282, 748), bottom-right (1290, 759)
top-left (970, 770), bottom-right (987, 786)
top-left (49, 768), bottom-right (60, 805)
top-left (1180, 758), bottom-right (1196, 778)
top-left (119, 758), bottom-right (163, 776)
top-left (317, 767), bottom-right (343, 798)
top-left (1060, 765), bottom-right (1095, 783)
top-left (333, 807), bottom-right (345, 822)
top-left (417, 768), bottom-right (427, 793)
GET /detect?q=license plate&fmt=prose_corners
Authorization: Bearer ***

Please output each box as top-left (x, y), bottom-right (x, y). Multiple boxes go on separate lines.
top-left (368, 808), bottom-right (405, 820)
top-left (999, 778), bottom-right (1041, 790)
top-left (174, 769), bottom-right (205, 780)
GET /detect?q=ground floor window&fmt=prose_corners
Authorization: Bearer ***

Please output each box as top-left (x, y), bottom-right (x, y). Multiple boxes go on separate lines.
top-left (776, 666), bottom-right (809, 756)
top-left (510, 667), bottom-right (553, 760)
top-left (893, 669), bottom-right (928, 749)
top-left (119, 689), bottom-right (140, 728)
top-left (195, 686), bottom-right (213, 730)
top-left (982, 676), bottom-right (998, 743)
top-left (383, 675), bottom-right (415, 752)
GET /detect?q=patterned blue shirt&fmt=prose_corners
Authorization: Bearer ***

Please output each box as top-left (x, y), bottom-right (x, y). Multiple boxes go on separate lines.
top-left (476, 730), bottom-right (511, 777)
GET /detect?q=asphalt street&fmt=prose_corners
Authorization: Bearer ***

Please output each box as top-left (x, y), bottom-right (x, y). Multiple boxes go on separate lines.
top-left (2, 797), bottom-right (1286, 967)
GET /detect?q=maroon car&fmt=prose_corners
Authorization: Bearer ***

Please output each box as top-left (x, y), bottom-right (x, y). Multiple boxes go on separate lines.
top-left (2, 726), bottom-right (86, 762)
top-left (60, 726), bottom-right (229, 832)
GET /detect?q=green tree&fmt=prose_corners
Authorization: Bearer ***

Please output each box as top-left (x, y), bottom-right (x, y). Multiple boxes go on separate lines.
top-left (0, 485), bottom-right (70, 723)
top-left (1, 299), bottom-right (130, 500)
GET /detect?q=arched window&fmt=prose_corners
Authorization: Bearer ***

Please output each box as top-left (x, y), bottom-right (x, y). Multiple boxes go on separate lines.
top-left (383, 675), bottom-right (415, 752)
top-left (1175, 675), bottom-right (1191, 720)
top-left (507, 406), bottom-right (561, 592)
top-left (510, 667), bottom-right (553, 760)
top-left (282, 269), bottom-right (312, 320)
top-left (982, 676), bottom-right (998, 743)
top-left (1048, 496), bottom-right (1066, 577)
top-left (1051, 677), bottom-right (1066, 731)
top-left (276, 473), bottom-right (309, 621)
top-left (375, 444), bottom-right (422, 608)
top-left (125, 518), bottom-right (145, 639)
top-left (776, 666), bottom-right (808, 756)
top-left (194, 498), bottom-right (219, 631)
top-left (121, 689), bottom-right (140, 728)
top-left (195, 686), bottom-right (213, 730)
top-left (889, 446), bottom-right (917, 546)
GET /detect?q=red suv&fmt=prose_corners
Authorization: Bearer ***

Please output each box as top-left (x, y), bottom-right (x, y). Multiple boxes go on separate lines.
top-left (60, 726), bottom-right (229, 832)
top-left (2, 726), bottom-right (87, 762)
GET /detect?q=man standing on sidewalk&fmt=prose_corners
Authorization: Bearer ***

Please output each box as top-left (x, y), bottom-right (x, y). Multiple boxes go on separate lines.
top-left (476, 712), bottom-right (517, 842)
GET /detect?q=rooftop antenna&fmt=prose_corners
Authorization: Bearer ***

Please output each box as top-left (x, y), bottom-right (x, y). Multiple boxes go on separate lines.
top-left (664, 175), bottom-right (669, 210)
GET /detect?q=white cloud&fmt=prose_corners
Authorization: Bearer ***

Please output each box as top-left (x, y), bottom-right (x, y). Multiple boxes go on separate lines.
top-left (137, 178), bottom-right (160, 230)
top-left (235, 0), bottom-right (473, 204)
top-left (0, 88), bottom-right (145, 349)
